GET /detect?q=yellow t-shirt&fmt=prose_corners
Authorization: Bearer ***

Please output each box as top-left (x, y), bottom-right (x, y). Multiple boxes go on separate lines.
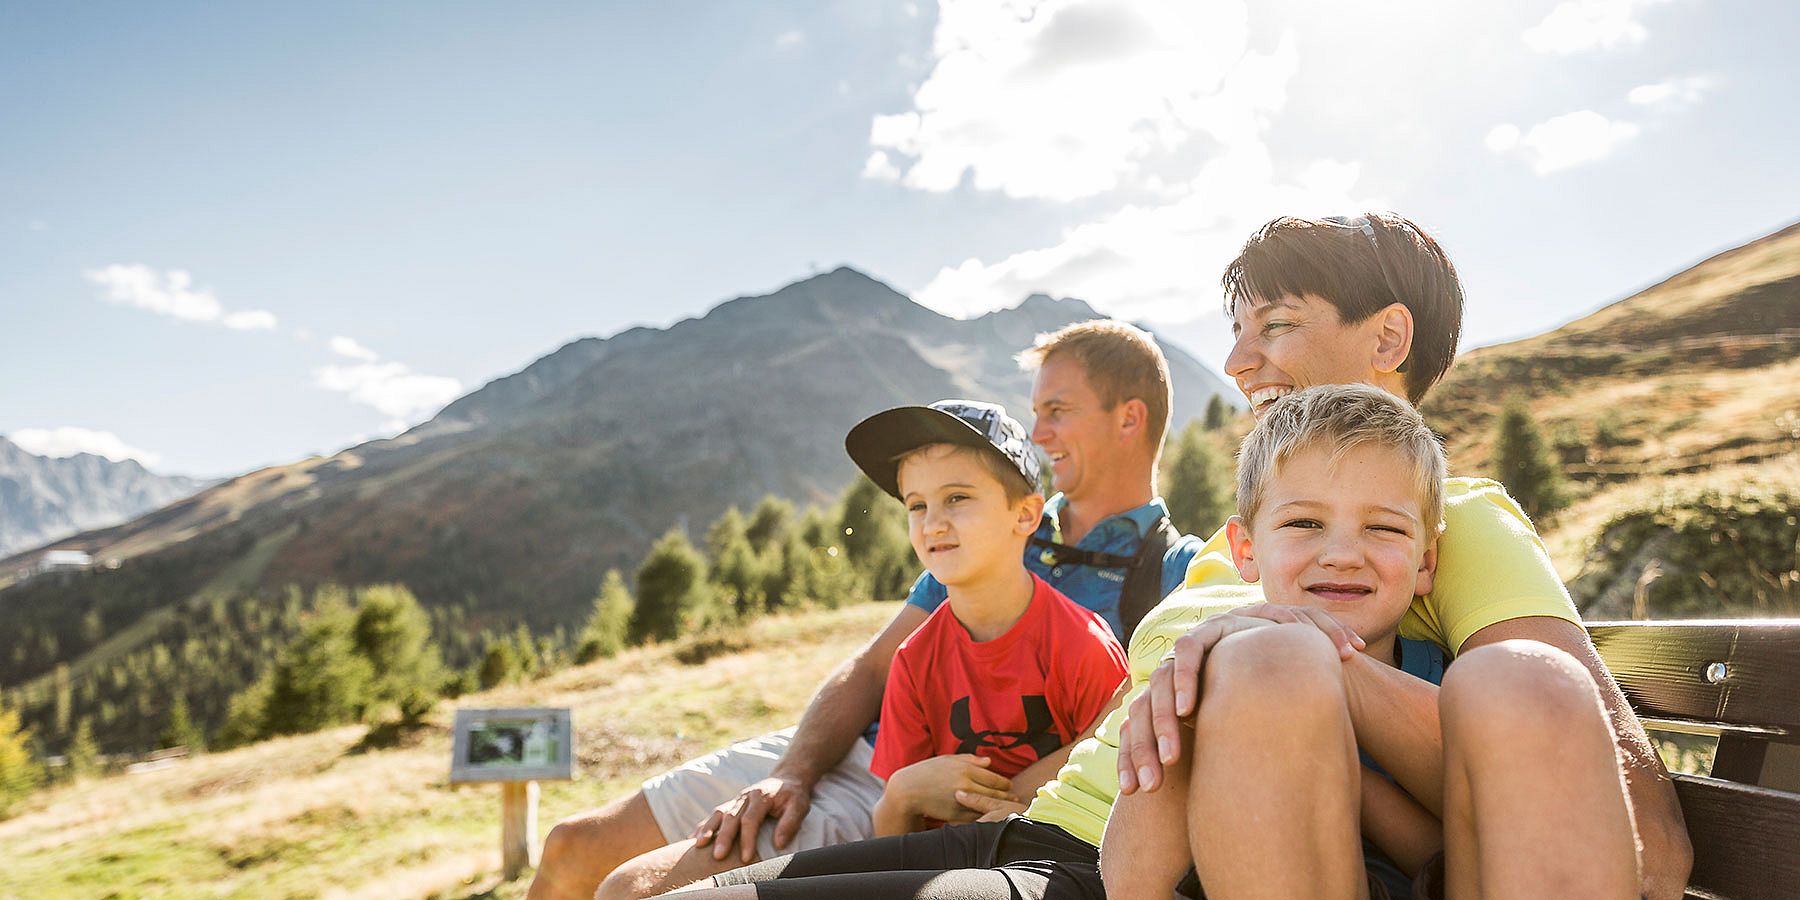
top-left (1023, 476), bottom-right (1581, 847)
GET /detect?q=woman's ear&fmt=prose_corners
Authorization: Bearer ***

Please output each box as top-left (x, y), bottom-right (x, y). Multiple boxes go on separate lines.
top-left (1225, 516), bottom-right (1259, 583)
top-left (1371, 303), bottom-right (1415, 375)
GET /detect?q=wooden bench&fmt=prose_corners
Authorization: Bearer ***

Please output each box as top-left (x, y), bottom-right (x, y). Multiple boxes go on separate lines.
top-left (1588, 620), bottom-right (1800, 900)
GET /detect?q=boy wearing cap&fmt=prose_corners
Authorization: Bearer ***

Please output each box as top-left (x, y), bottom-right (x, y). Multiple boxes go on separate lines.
top-left (845, 400), bottom-right (1129, 837)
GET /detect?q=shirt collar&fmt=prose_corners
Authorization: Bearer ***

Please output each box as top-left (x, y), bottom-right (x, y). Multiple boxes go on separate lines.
top-left (1044, 493), bottom-right (1170, 544)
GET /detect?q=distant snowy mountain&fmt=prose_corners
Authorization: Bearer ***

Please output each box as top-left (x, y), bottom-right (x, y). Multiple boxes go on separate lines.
top-left (0, 436), bottom-right (211, 557)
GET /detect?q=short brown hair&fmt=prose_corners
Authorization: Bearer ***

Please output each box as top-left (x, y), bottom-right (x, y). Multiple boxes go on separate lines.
top-left (1222, 212), bottom-right (1465, 403)
top-left (1017, 320), bottom-right (1173, 455)
top-left (1236, 384), bottom-right (1446, 532)
top-left (894, 443), bottom-right (1038, 505)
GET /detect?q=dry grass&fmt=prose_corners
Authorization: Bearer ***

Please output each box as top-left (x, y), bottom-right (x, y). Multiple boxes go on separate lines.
top-left (0, 602), bottom-right (894, 900)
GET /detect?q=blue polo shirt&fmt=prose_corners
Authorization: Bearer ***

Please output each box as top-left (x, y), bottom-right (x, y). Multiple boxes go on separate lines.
top-left (903, 495), bottom-right (1203, 640)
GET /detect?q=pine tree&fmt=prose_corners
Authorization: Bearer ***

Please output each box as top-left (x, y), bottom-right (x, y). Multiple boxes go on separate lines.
top-left (1162, 422), bottom-right (1234, 537)
top-left (706, 507), bottom-right (766, 618)
top-left (836, 477), bottom-right (914, 601)
top-left (1494, 398), bottom-right (1569, 520)
top-left (65, 717), bottom-right (101, 777)
top-left (631, 528), bottom-right (716, 643)
top-left (158, 694), bottom-right (204, 752)
top-left (576, 570), bottom-right (635, 663)
top-left (1204, 394), bottom-right (1231, 431)
top-left (350, 585), bottom-right (443, 713)
top-left (743, 496), bottom-right (795, 554)
top-left (261, 601), bottom-right (375, 736)
top-left (0, 702), bottom-right (44, 816)
top-left (477, 637), bottom-right (519, 690)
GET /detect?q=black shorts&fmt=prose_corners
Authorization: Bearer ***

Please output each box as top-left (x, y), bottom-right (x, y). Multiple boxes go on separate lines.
top-left (710, 816), bottom-right (1104, 900)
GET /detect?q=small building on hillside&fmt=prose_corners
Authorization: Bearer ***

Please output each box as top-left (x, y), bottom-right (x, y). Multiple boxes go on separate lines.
top-left (36, 549), bottom-right (93, 574)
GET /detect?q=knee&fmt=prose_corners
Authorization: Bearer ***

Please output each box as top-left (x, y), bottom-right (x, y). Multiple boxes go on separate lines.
top-left (594, 862), bottom-right (646, 900)
top-left (541, 816), bottom-right (598, 872)
top-left (1200, 623), bottom-right (1344, 714)
top-left (1441, 640), bottom-right (1609, 742)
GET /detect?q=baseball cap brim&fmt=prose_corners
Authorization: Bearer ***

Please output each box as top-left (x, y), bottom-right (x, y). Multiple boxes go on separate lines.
top-left (845, 406), bottom-right (1000, 500)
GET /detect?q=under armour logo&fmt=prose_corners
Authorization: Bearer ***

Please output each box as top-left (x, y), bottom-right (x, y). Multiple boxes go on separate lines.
top-left (949, 695), bottom-right (1060, 759)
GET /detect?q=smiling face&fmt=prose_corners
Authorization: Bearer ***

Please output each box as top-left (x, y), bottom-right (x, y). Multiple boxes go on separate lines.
top-left (897, 444), bottom-right (1041, 589)
top-left (1226, 442), bottom-right (1438, 655)
top-left (1225, 294), bottom-right (1411, 419)
top-left (1029, 353), bottom-right (1130, 501)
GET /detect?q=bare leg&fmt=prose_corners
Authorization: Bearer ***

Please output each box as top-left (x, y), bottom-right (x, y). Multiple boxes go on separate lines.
top-left (598, 839), bottom-right (763, 900)
top-left (1439, 640), bottom-right (1640, 899)
top-left (1101, 722), bottom-right (1196, 897)
top-left (1188, 624), bottom-right (1367, 900)
top-left (529, 790), bottom-right (671, 900)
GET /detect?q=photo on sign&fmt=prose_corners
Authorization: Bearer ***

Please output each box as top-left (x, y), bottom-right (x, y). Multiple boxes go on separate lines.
top-left (450, 708), bottom-right (574, 783)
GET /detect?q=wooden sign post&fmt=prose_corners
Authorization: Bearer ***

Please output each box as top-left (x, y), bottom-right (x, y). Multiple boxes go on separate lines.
top-left (451, 708), bottom-right (575, 880)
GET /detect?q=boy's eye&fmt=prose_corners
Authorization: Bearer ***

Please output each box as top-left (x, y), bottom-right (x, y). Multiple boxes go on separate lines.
top-left (1370, 524), bottom-right (1410, 536)
top-left (947, 493), bottom-right (971, 504)
top-left (1280, 518), bottom-right (1321, 530)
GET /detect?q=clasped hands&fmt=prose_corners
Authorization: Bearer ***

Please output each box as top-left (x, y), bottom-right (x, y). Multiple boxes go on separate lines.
top-left (1115, 603), bottom-right (1364, 795)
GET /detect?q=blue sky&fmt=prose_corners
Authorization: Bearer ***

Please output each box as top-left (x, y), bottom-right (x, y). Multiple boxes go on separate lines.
top-left (2, 0), bottom-right (1795, 477)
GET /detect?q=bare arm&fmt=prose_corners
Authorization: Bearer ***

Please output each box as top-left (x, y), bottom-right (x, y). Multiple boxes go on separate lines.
top-left (1359, 766), bottom-right (1442, 878)
top-left (695, 603), bottom-right (929, 861)
top-left (1461, 616), bottom-right (1691, 900)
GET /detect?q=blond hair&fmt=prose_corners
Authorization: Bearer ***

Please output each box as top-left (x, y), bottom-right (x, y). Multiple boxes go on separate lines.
top-left (1017, 320), bottom-right (1173, 457)
top-left (1236, 384), bottom-right (1446, 530)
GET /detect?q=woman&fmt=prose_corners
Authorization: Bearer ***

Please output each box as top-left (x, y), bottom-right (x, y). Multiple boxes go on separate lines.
top-left (658, 213), bottom-right (1690, 900)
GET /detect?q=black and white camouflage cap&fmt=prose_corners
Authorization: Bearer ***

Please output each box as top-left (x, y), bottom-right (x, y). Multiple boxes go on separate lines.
top-left (845, 399), bottom-right (1040, 501)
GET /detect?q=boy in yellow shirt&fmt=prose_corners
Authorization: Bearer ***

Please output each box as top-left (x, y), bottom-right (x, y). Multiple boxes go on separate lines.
top-left (1098, 383), bottom-right (1638, 899)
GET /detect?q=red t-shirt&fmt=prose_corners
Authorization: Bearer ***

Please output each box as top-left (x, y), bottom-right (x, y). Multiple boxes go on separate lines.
top-left (870, 573), bottom-right (1128, 783)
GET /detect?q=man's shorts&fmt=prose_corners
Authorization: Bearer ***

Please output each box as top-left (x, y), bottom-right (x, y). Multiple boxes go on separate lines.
top-left (641, 726), bottom-right (886, 861)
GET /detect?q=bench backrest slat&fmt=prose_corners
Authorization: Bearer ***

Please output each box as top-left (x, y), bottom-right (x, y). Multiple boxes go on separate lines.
top-left (1675, 774), bottom-right (1800, 900)
top-left (1588, 622), bottom-right (1800, 731)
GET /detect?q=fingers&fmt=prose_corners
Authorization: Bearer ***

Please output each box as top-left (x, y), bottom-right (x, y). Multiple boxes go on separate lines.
top-left (770, 794), bottom-right (809, 853)
top-left (1298, 607), bottom-right (1364, 657)
top-left (691, 808), bottom-right (726, 845)
top-left (1119, 688), bottom-right (1165, 794)
top-left (709, 808), bottom-right (743, 861)
top-left (735, 794), bottom-right (771, 864)
top-left (1172, 632), bottom-right (1203, 717)
top-left (966, 766), bottom-right (1012, 793)
top-left (954, 789), bottom-right (1024, 814)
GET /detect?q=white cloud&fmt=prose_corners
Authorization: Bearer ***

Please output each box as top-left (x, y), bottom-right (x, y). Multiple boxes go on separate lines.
top-left (28, 220), bottom-right (48, 232)
top-left (862, 151), bottom-right (902, 182)
top-left (328, 335), bottom-right (381, 361)
top-left (9, 426), bottom-right (162, 467)
top-left (903, 2), bottom-right (921, 17)
top-left (866, 0), bottom-right (1278, 201)
top-left (1486, 110), bottom-right (1640, 175)
top-left (775, 29), bottom-right (806, 49)
top-left (916, 147), bottom-right (1372, 320)
top-left (1522, 0), bottom-right (1670, 55)
top-left (1628, 74), bottom-right (1714, 108)
top-left (314, 362), bottom-right (462, 420)
top-left (221, 310), bottom-right (278, 331)
top-left (85, 264), bottom-right (278, 331)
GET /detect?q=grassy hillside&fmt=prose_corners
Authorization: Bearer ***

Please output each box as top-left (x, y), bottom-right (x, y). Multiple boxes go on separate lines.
top-left (1421, 222), bottom-right (1800, 615)
top-left (0, 602), bottom-right (893, 900)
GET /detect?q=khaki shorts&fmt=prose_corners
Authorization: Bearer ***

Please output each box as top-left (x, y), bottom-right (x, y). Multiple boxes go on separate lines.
top-left (641, 727), bottom-right (886, 860)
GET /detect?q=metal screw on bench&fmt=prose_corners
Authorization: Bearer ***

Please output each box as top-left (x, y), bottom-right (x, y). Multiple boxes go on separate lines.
top-left (1704, 662), bottom-right (1729, 684)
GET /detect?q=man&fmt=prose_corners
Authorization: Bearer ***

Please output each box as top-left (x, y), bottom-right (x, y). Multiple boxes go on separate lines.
top-left (527, 320), bottom-right (1205, 900)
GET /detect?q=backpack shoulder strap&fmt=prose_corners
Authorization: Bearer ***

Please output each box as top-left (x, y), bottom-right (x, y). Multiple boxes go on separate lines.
top-left (1116, 516), bottom-right (1180, 644)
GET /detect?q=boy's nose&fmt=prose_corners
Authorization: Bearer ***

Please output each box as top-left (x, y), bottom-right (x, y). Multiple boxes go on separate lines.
top-left (1317, 536), bottom-right (1364, 568)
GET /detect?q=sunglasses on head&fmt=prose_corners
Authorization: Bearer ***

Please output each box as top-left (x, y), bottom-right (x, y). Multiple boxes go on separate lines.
top-left (1320, 214), bottom-right (1412, 372)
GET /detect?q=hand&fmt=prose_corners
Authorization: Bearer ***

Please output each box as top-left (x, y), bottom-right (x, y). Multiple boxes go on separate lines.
top-left (1116, 607), bottom-right (1362, 796)
top-left (955, 789), bottom-right (1029, 822)
top-left (691, 774), bottom-right (814, 863)
top-left (884, 754), bottom-right (1016, 823)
